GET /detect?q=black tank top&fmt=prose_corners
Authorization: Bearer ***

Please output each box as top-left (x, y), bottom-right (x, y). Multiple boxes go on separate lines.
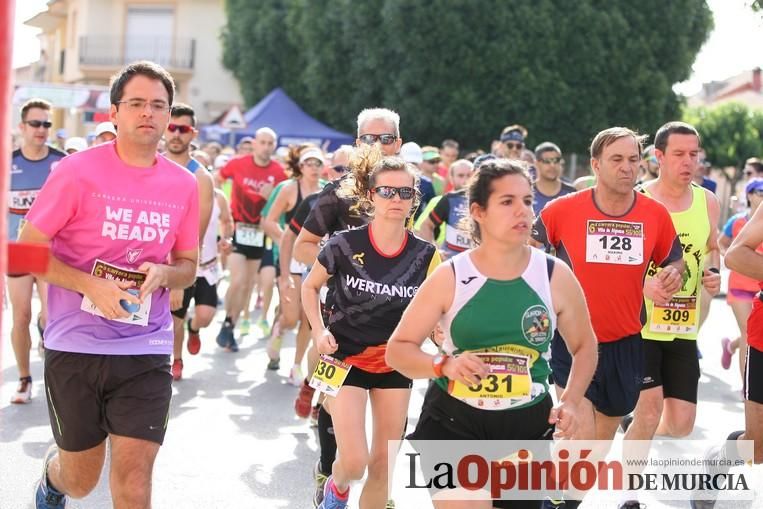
top-left (284, 180), bottom-right (304, 224)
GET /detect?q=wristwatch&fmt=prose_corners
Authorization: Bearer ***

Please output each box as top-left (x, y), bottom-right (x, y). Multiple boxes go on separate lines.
top-left (432, 353), bottom-right (448, 378)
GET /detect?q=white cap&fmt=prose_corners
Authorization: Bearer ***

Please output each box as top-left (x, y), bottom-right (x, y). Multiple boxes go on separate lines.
top-left (299, 148), bottom-right (326, 165)
top-left (400, 142), bottom-right (423, 164)
top-left (64, 137), bottom-right (88, 153)
top-left (94, 122), bottom-right (116, 137)
top-left (214, 154), bottom-right (231, 169)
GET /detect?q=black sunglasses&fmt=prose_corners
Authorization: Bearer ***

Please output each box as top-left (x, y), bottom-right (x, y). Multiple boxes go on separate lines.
top-left (504, 142), bottom-right (524, 150)
top-left (358, 134), bottom-right (398, 146)
top-left (167, 124), bottom-right (194, 134)
top-left (25, 120), bottom-right (52, 129)
top-left (332, 164), bottom-right (349, 174)
top-left (539, 157), bottom-right (563, 165)
top-left (372, 186), bottom-right (416, 200)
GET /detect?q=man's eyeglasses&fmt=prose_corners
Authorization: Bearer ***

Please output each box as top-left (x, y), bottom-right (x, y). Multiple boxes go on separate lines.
top-left (332, 165), bottom-right (349, 174)
top-left (24, 120), bottom-right (52, 129)
top-left (372, 186), bottom-right (416, 200)
top-left (504, 142), bottom-right (524, 150)
top-left (539, 157), bottom-right (563, 165)
top-left (358, 134), bottom-right (398, 146)
top-left (167, 124), bottom-right (194, 134)
top-left (117, 99), bottom-right (171, 113)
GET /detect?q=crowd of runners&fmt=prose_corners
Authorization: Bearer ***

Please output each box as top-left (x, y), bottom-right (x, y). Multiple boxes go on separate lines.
top-left (7, 60), bottom-right (763, 509)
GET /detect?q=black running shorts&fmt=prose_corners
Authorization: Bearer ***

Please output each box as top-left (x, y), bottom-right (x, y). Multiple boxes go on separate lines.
top-left (641, 338), bottom-right (700, 403)
top-left (44, 350), bottom-right (172, 451)
top-left (551, 331), bottom-right (644, 417)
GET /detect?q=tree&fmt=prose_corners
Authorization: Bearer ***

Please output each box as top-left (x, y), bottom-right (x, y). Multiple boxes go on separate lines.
top-left (683, 102), bottom-right (763, 189)
top-left (221, 0), bottom-right (712, 153)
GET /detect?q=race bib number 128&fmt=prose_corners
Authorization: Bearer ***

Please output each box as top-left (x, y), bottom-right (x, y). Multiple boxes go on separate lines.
top-left (585, 220), bottom-right (644, 265)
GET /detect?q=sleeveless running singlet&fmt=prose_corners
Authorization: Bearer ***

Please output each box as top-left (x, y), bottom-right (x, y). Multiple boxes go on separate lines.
top-left (435, 248), bottom-right (556, 409)
top-left (642, 184), bottom-right (709, 341)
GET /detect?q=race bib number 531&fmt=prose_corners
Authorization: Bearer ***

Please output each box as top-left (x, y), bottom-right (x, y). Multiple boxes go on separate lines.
top-left (586, 220), bottom-right (644, 265)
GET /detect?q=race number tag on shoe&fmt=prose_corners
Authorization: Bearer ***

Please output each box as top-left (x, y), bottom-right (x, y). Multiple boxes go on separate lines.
top-left (448, 353), bottom-right (532, 410)
top-left (235, 223), bottom-right (265, 247)
top-left (649, 295), bottom-right (698, 334)
top-left (585, 220), bottom-right (644, 265)
top-left (309, 354), bottom-right (352, 397)
top-left (80, 259), bottom-right (151, 326)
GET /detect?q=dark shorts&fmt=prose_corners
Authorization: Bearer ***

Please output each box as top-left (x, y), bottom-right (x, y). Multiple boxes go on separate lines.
top-left (171, 277), bottom-right (219, 319)
top-left (551, 331), bottom-right (643, 417)
top-left (44, 350), bottom-right (172, 451)
top-left (258, 243), bottom-right (280, 276)
top-left (231, 225), bottom-right (264, 260)
top-left (641, 338), bottom-right (700, 403)
top-left (408, 384), bottom-right (553, 509)
top-left (343, 366), bottom-right (412, 390)
top-left (744, 344), bottom-right (763, 405)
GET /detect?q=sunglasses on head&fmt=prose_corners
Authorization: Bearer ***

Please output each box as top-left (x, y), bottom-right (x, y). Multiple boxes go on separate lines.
top-left (358, 133), bottom-right (398, 146)
top-left (25, 120), bottom-right (52, 129)
top-left (504, 142), bottom-right (524, 150)
top-left (167, 124), bottom-right (193, 134)
top-left (372, 186), bottom-right (416, 200)
top-left (539, 157), bottom-right (563, 165)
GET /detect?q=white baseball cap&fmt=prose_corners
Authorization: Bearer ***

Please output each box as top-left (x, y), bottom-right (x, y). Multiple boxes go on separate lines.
top-left (400, 142), bottom-right (423, 164)
top-left (64, 137), bottom-right (88, 153)
top-left (94, 122), bottom-right (117, 137)
top-left (299, 148), bottom-right (326, 165)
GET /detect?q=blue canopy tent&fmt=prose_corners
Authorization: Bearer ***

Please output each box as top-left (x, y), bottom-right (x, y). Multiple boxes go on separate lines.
top-left (199, 88), bottom-right (354, 151)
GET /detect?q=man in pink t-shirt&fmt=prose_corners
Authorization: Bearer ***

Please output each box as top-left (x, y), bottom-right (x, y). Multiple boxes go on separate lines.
top-left (21, 61), bottom-right (199, 509)
top-left (214, 127), bottom-right (285, 351)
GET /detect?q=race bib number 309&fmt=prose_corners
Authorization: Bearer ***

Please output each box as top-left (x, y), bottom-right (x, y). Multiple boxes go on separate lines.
top-left (585, 220), bottom-right (644, 265)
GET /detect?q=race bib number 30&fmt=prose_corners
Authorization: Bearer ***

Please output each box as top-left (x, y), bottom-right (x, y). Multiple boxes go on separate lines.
top-left (235, 223), bottom-right (265, 247)
top-left (649, 296), bottom-right (698, 334)
top-left (80, 259), bottom-right (151, 326)
top-left (585, 220), bottom-right (644, 265)
top-left (309, 354), bottom-right (351, 397)
top-left (448, 353), bottom-right (532, 410)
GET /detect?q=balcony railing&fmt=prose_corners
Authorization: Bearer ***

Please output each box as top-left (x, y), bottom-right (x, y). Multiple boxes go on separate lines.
top-left (79, 36), bottom-right (195, 70)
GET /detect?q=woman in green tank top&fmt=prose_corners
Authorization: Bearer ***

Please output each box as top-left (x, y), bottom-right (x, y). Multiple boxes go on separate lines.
top-left (387, 159), bottom-right (598, 509)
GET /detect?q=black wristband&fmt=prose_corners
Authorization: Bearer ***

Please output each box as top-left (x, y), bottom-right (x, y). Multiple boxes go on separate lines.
top-left (708, 267), bottom-right (720, 274)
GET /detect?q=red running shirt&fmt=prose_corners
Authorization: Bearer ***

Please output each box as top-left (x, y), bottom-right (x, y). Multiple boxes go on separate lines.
top-left (533, 189), bottom-right (682, 343)
top-left (218, 155), bottom-right (286, 224)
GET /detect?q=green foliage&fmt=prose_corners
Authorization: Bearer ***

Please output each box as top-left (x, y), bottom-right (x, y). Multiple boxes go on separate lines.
top-left (221, 0), bottom-right (712, 153)
top-left (683, 102), bottom-right (763, 183)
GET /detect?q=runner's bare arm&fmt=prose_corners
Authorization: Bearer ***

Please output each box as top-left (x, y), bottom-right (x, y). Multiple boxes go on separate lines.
top-left (279, 228), bottom-right (297, 280)
top-left (137, 248), bottom-right (197, 300)
top-left (262, 183), bottom-right (292, 244)
top-left (294, 227), bottom-right (323, 266)
top-left (702, 190), bottom-right (722, 295)
top-left (726, 201), bottom-right (763, 280)
top-left (216, 189), bottom-right (234, 239)
top-left (301, 259), bottom-right (337, 353)
top-left (196, 168), bottom-right (215, 247)
top-left (19, 222), bottom-right (140, 319)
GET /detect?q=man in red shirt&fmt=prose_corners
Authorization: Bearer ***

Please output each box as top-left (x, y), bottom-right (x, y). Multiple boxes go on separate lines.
top-left (215, 127), bottom-right (286, 351)
top-left (532, 127), bottom-right (684, 442)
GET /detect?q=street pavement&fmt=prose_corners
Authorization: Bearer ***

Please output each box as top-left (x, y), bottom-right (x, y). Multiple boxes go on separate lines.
top-left (0, 276), bottom-right (761, 508)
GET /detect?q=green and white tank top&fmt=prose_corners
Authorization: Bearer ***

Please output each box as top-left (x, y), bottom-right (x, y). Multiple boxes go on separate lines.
top-left (435, 247), bottom-right (556, 410)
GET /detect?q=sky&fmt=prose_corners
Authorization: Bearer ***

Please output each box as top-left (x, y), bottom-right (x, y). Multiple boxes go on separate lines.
top-left (11, 0), bottom-right (763, 97)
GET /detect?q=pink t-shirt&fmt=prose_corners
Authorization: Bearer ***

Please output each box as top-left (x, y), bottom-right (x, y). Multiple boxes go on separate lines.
top-left (26, 141), bottom-right (199, 355)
